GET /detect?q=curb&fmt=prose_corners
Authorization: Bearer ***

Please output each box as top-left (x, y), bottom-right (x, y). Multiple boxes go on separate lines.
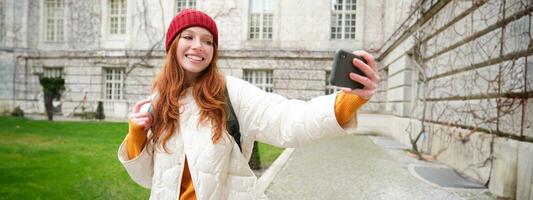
top-left (256, 148), bottom-right (295, 194)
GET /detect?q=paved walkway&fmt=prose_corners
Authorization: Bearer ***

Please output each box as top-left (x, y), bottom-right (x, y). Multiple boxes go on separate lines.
top-left (263, 134), bottom-right (495, 200)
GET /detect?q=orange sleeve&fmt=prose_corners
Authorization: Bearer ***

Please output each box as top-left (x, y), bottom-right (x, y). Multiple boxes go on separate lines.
top-left (124, 119), bottom-right (148, 159)
top-left (334, 92), bottom-right (368, 125)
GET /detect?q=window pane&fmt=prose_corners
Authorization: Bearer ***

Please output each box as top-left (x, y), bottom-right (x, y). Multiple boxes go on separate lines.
top-left (250, 0), bottom-right (261, 13)
top-left (325, 70), bottom-right (339, 94)
top-left (43, 68), bottom-right (63, 78)
top-left (120, 17), bottom-right (126, 34)
top-left (331, 1), bottom-right (356, 40)
top-left (332, 0), bottom-right (343, 11)
top-left (249, 0), bottom-right (273, 40)
top-left (176, 0), bottom-right (197, 13)
top-left (346, 0), bottom-right (356, 11)
top-left (57, 19), bottom-right (64, 41)
top-left (120, 0), bottom-right (126, 14)
top-left (331, 14), bottom-right (341, 39)
top-left (104, 68), bottom-right (125, 99)
top-left (45, 0), bottom-right (65, 42)
top-left (106, 82), bottom-right (112, 99)
top-left (264, 0), bottom-right (274, 12)
top-left (109, 0), bottom-right (127, 35)
top-left (344, 13), bottom-right (356, 39)
top-left (243, 69), bottom-right (273, 92)
top-left (249, 14), bottom-right (261, 39)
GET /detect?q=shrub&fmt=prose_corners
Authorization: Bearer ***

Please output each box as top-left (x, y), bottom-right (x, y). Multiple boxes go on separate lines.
top-left (39, 77), bottom-right (65, 121)
top-left (11, 106), bottom-right (24, 117)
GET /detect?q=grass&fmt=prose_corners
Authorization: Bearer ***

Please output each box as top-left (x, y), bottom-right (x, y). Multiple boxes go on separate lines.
top-left (0, 116), bottom-right (284, 199)
top-left (257, 142), bottom-right (285, 167)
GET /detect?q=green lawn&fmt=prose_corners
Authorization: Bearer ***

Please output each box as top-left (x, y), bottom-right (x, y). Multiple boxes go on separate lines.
top-left (0, 116), bottom-right (284, 199)
top-left (257, 142), bottom-right (285, 167)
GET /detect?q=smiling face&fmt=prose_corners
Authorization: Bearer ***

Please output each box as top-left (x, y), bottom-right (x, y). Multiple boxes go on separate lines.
top-left (176, 26), bottom-right (215, 83)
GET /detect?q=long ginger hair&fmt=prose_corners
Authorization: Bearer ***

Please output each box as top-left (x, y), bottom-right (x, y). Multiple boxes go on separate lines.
top-left (150, 35), bottom-right (227, 151)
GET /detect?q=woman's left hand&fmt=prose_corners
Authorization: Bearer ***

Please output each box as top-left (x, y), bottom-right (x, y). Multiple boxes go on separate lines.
top-left (341, 51), bottom-right (380, 100)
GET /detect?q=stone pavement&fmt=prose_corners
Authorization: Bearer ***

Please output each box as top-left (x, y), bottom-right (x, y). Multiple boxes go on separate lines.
top-left (262, 134), bottom-right (496, 200)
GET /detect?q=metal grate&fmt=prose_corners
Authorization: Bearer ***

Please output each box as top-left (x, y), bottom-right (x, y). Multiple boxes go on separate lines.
top-left (409, 165), bottom-right (486, 189)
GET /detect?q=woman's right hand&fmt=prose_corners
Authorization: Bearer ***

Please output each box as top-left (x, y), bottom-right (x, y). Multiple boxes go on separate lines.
top-left (129, 99), bottom-right (152, 131)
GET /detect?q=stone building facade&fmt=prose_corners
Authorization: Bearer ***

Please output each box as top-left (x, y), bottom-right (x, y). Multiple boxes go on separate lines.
top-left (0, 0), bottom-right (384, 119)
top-left (373, 0), bottom-right (532, 199)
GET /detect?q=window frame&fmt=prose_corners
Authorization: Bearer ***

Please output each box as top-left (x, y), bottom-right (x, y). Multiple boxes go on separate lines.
top-left (43, 67), bottom-right (64, 78)
top-left (42, 0), bottom-right (67, 43)
top-left (103, 67), bottom-right (125, 100)
top-left (330, 0), bottom-right (357, 40)
top-left (243, 69), bottom-right (274, 93)
top-left (175, 0), bottom-right (197, 13)
top-left (108, 0), bottom-right (127, 36)
top-left (248, 0), bottom-right (274, 40)
top-left (325, 70), bottom-right (340, 95)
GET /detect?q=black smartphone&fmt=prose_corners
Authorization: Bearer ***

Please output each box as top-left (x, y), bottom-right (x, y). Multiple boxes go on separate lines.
top-left (329, 49), bottom-right (367, 89)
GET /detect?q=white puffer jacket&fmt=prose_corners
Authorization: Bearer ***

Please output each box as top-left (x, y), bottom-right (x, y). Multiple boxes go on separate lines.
top-left (117, 76), bottom-right (359, 200)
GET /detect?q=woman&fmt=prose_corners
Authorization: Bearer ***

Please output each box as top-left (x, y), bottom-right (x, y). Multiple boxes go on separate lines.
top-left (118, 9), bottom-right (379, 200)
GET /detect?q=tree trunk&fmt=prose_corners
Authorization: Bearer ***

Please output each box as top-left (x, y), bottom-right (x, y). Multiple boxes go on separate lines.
top-left (95, 101), bottom-right (105, 120)
top-left (43, 93), bottom-right (54, 121)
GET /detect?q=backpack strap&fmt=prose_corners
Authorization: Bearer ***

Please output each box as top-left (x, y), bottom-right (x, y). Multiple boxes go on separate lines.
top-left (225, 87), bottom-right (242, 153)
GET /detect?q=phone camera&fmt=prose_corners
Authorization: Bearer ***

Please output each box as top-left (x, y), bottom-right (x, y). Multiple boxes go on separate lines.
top-left (341, 54), bottom-right (346, 59)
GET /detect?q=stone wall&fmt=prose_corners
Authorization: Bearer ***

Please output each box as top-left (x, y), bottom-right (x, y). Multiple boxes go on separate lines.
top-left (376, 0), bottom-right (532, 198)
top-left (1, 0), bottom-right (386, 116)
top-left (11, 49), bottom-right (337, 118)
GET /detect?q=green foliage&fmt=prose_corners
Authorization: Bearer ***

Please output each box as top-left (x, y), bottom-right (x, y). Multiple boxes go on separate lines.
top-left (10, 106), bottom-right (24, 117)
top-left (39, 77), bottom-right (66, 121)
top-left (39, 77), bottom-right (65, 96)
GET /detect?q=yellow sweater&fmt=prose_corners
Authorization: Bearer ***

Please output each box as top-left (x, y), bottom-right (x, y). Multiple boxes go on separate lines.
top-left (125, 92), bottom-right (367, 200)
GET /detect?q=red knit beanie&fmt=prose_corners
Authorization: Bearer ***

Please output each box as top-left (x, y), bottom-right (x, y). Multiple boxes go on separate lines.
top-left (165, 9), bottom-right (218, 51)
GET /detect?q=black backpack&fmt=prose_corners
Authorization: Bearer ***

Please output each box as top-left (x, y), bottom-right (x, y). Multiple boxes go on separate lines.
top-left (147, 88), bottom-right (242, 152)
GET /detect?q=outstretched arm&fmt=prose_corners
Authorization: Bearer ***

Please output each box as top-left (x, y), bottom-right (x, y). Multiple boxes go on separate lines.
top-left (334, 51), bottom-right (379, 125)
top-left (227, 51), bottom-right (379, 148)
